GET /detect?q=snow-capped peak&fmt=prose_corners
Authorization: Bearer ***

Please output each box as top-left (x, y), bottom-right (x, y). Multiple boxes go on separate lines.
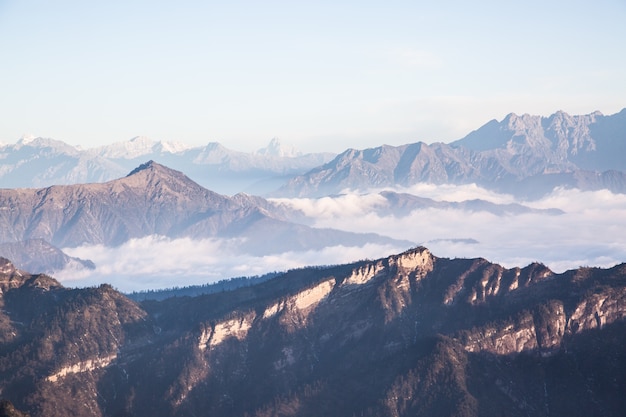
top-left (157, 140), bottom-right (193, 154)
top-left (18, 134), bottom-right (37, 144)
top-left (92, 136), bottom-right (193, 159)
top-left (255, 138), bottom-right (301, 158)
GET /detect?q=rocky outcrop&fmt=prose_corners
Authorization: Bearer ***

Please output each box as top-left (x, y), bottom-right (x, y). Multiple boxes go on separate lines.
top-left (45, 353), bottom-right (117, 383)
top-left (0, 258), bottom-right (28, 294)
top-left (1, 248), bottom-right (626, 417)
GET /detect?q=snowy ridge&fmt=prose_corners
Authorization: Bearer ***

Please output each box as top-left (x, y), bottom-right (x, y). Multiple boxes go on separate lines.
top-left (90, 136), bottom-right (193, 159)
top-left (0, 136), bottom-right (335, 194)
top-left (255, 137), bottom-right (302, 158)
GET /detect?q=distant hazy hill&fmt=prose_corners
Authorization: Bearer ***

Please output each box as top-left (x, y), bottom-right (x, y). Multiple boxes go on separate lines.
top-left (0, 136), bottom-right (335, 195)
top-left (376, 191), bottom-right (564, 217)
top-left (0, 161), bottom-right (408, 252)
top-left (278, 109), bottom-right (626, 198)
top-left (0, 239), bottom-right (94, 275)
top-left (0, 248), bottom-right (625, 416)
top-left (4, 109), bottom-right (624, 198)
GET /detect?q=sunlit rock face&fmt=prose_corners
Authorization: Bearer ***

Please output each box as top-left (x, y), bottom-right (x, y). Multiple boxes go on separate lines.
top-left (1, 248), bottom-right (626, 417)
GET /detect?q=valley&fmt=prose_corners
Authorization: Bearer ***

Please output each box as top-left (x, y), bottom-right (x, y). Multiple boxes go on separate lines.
top-left (0, 109), bottom-right (625, 416)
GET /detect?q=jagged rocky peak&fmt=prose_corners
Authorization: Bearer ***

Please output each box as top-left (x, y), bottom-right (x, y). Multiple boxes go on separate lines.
top-left (389, 246), bottom-right (434, 271)
top-left (121, 160), bottom-right (214, 200)
top-left (23, 274), bottom-right (63, 292)
top-left (125, 160), bottom-right (165, 177)
top-left (502, 112), bottom-right (542, 131)
top-left (124, 160), bottom-right (191, 185)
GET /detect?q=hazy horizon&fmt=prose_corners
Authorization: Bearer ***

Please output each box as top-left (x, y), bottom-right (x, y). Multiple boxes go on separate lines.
top-left (2, 107), bottom-right (624, 161)
top-left (1, 1), bottom-right (625, 153)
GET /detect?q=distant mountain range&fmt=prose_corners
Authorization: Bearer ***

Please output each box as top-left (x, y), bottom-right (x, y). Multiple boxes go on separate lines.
top-left (0, 161), bottom-right (567, 277)
top-left (2, 109), bottom-right (625, 198)
top-left (0, 136), bottom-right (335, 195)
top-left (278, 109), bottom-right (626, 198)
top-left (0, 239), bottom-right (94, 275)
top-left (375, 190), bottom-right (564, 216)
top-left (0, 161), bottom-right (408, 258)
top-left (0, 247), bottom-right (625, 416)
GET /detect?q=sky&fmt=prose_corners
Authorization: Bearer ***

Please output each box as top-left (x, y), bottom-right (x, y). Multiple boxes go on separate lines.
top-left (1, 1), bottom-right (625, 153)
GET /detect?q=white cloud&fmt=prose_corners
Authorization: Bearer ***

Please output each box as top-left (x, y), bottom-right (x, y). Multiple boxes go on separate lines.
top-left (273, 184), bottom-right (626, 275)
top-left (271, 193), bottom-right (388, 220)
top-left (58, 236), bottom-right (404, 293)
top-left (57, 184), bottom-right (626, 292)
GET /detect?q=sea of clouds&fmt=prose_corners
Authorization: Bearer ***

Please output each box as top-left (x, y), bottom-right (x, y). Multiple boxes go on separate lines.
top-left (58, 184), bottom-right (626, 292)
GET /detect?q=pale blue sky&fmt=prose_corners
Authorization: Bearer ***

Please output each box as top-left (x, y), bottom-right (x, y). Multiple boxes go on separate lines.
top-left (1, 0), bottom-right (625, 153)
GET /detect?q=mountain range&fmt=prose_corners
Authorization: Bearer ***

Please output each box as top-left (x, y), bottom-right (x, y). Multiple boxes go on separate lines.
top-left (0, 247), bottom-right (624, 416)
top-left (278, 109), bottom-right (626, 198)
top-left (0, 136), bottom-right (334, 195)
top-left (0, 108), bottom-right (624, 416)
top-left (0, 161), bottom-right (407, 257)
top-left (0, 160), bottom-right (569, 278)
top-left (2, 109), bottom-right (625, 199)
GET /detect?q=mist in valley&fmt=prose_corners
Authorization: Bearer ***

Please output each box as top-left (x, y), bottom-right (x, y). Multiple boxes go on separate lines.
top-left (58, 183), bottom-right (626, 292)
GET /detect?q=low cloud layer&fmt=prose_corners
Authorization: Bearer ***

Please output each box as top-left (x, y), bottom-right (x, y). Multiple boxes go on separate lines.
top-left (273, 185), bottom-right (626, 273)
top-left (58, 237), bottom-right (404, 293)
top-left (58, 184), bottom-right (626, 292)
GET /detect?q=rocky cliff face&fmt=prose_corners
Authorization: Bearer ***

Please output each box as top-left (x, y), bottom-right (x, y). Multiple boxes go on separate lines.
top-left (0, 248), bottom-right (625, 417)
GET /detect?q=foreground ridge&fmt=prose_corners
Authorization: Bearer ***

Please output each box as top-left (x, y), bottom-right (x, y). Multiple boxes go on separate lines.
top-left (0, 247), bottom-right (625, 416)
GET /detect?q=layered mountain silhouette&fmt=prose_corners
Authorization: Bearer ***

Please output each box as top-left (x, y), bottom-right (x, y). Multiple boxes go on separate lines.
top-left (3, 109), bottom-right (625, 198)
top-left (278, 109), bottom-right (626, 198)
top-left (0, 239), bottom-right (94, 275)
top-left (0, 247), bottom-right (625, 416)
top-left (376, 191), bottom-right (563, 217)
top-left (0, 137), bottom-right (334, 195)
top-left (0, 161), bottom-right (408, 253)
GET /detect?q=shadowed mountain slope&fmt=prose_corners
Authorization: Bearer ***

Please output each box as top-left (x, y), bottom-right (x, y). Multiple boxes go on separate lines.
top-left (0, 247), bottom-right (625, 416)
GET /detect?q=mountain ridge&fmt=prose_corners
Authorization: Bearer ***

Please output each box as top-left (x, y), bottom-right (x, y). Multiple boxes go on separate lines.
top-left (3, 108), bottom-right (625, 197)
top-left (0, 137), bottom-right (335, 195)
top-left (0, 161), bottom-right (409, 251)
top-left (278, 108), bottom-right (626, 198)
top-left (0, 247), bottom-right (624, 416)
